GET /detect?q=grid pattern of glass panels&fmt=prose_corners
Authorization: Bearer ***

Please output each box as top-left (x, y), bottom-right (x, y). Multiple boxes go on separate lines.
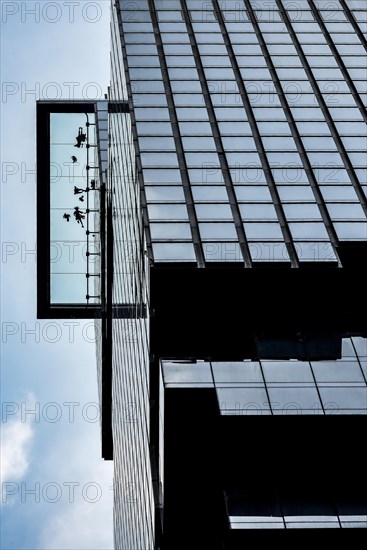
top-left (50, 112), bottom-right (101, 303)
top-left (110, 7), bottom-right (154, 550)
top-left (119, 0), bottom-right (367, 265)
top-left (228, 494), bottom-right (367, 530)
top-left (161, 336), bottom-right (367, 415)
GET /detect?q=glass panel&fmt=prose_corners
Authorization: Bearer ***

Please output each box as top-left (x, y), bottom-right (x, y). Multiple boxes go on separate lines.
top-left (326, 203), bottom-right (366, 220)
top-left (129, 68), bottom-right (163, 79)
top-left (235, 186), bottom-right (272, 201)
top-left (262, 137), bottom-right (298, 151)
top-left (352, 337), bottom-right (367, 358)
top-left (162, 361), bottom-right (212, 386)
top-left (140, 153), bottom-right (179, 168)
top-left (249, 242), bottom-right (290, 262)
top-left (244, 222), bottom-right (284, 240)
top-left (212, 361), bottom-right (263, 384)
top-left (152, 242), bottom-right (196, 261)
top-left (199, 223), bottom-right (238, 240)
top-left (214, 108), bottom-right (248, 121)
top-left (179, 121), bottom-right (213, 135)
top-left (174, 94), bottom-right (205, 106)
top-left (289, 222), bottom-right (329, 240)
top-left (195, 204), bottom-right (233, 220)
top-left (203, 242), bottom-right (243, 262)
top-left (226, 152), bottom-right (261, 165)
top-left (49, 112), bottom-right (99, 305)
top-left (261, 361), bottom-right (314, 383)
top-left (143, 169), bottom-right (182, 183)
top-left (341, 338), bottom-right (357, 358)
top-left (171, 81), bottom-right (203, 93)
top-left (137, 122), bottom-right (173, 135)
top-left (185, 152), bottom-right (220, 166)
top-left (160, 33), bottom-right (190, 44)
top-left (334, 222), bottom-right (367, 240)
top-left (295, 242), bottom-right (337, 262)
top-left (168, 68), bottom-right (199, 80)
top-left (217, 387), bottom-right (270, 414)
top-left (139, 137), bottom-right (175, 151)
top-left (150, 223), bottom-right (191, 239)
top-left (189, 168), bottom-right (224, 184)
top-left (318, 387), bottom-right (367, 412)
top-left (268, 387), bottom-right (322, 414)
top-left (277, 186), bottom-right (316, 201)
top-left (134, 108), bottom-right (170, 121)
top-left (147, 204), bottom-right (188, 220)
top-left (231, 168), bottom-right (267, 184)
top-left (133, 93), bottom-right (167, 105)
top-left (239, 204), bottom-right (278, 220)
top-left (51, 274), bottom-right (90, 304)
top-left (181, 136), bottom-right (216, 150)
top-left (176, 108), bottom-right (210, 121)
top-left (320, 186), bottom-right (359, 201)
top-left (145, 187), bottom-right (185, 202)
top-left (311, 361), bottom-right (365, 383)
top-left (192, 187), bottom-right (229, 201)
top-left (283, 203), bottom-right (323, 220)
top-left (166, 56), bottom-right (196, 67)
top-left (222, 137), bottom-right (257, 150)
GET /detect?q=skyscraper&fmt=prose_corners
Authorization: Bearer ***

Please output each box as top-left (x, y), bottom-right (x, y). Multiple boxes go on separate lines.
top-left (37, 0), bottom-right (367, 548)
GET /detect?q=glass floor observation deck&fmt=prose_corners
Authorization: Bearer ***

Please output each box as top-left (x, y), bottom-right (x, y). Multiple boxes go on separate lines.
top-left (37, 100), bottom-right (109, 318)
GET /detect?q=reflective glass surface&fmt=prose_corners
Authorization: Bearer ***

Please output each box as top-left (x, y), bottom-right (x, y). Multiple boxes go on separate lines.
top-left (160, 336), bottom-right (367, 416)
top-left (111, 1), bottom-right (367, 546)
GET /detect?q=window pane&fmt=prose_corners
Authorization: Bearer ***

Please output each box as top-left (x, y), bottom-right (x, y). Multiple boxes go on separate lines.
top-left (150, 223), bottom-right (191, 239)
top-left (199, 223), bottom-right (238, 240)
top-left (152, 242), bottom-right (196, 261)
top-left (239, 203), bottom-right (278, 220)
top-left (289, 222), bottom-right (329, 240)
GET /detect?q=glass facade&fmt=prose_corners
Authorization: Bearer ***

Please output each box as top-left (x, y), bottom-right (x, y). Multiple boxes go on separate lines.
top-left (116, 0), bottom-right (366, 267)
top-left (110, 7), bottom-right (154, 549)
top-left (161, 336), bottom-right (367, 416)
top-left (107, 1), bottom-right (367, 548)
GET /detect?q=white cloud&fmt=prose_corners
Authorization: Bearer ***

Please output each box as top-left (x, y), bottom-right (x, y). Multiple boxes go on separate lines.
top-left (38, 429), bottom-right (114, 550)
top-left (1, 419), bottom-right (34, 484)
top-left (38, 473), bottom-right (114, 550)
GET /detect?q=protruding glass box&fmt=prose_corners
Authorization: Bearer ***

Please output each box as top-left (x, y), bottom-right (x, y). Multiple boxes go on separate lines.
top-left (37, 101), bottom-right (106, 318)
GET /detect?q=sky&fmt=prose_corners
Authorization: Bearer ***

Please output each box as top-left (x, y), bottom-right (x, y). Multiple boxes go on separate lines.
top-left (1, 2), bottom-right (114, 549)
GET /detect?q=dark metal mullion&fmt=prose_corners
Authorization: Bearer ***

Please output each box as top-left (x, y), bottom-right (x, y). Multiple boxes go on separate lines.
top-left (258, 361), bottom-right (274, 416)
top-left (339, 0), bottom-right (367, 52)
top-left (307, 0), bottom-right (367, 123)
top-left (180, 0), bottom-right (252, 268)
top-left (114, 6), bottom-right (154, 267)
top-left (276, 0), bottom-right (367, 216)
top-left (147, 0), bottom-right (205, 268)
top-left (243, 0), bottom-right (340, 254)
top-left (212, 0), bottom-right (299, 267)
top-left (308, 362), bottom-right (326, 415)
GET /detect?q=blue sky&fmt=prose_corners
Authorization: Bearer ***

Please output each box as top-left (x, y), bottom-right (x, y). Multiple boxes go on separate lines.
top-left (1, 2), bottom-right (114, 548)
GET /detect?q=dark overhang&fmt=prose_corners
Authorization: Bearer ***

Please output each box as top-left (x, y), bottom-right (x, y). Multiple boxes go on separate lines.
top-left (159, 385), bottom-right (367, 548)
top-left (149, 265), bottom-right (367, 362)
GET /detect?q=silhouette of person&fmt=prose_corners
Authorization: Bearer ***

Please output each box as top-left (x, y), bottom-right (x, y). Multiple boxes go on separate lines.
top-left (71, 155), bottom-right (77, 163)
top-left (74, 186), bottom-right (85, 195)
top-left (73, 206), bottom-right (85, 228)
top-left (63, 213), bottom-right (71, 222)
top-left (75, 127), bottom-right (87, 148)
